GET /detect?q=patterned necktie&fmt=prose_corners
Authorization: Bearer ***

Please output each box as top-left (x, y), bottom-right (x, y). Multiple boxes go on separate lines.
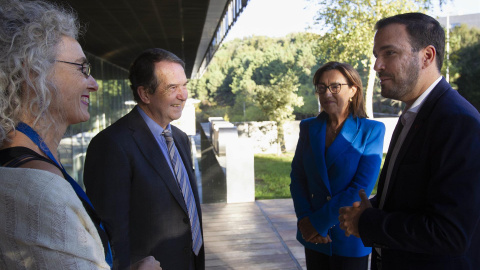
top-left (162, 129), bottom-right (203, 255)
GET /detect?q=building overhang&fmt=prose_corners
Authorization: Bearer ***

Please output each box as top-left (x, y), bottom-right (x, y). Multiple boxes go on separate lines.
top-left (52, 0), bottom-right (248, 78)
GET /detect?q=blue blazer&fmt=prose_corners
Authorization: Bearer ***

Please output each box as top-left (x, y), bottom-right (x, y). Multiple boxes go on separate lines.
top-left (359, 78), bottom-right (480, 269)
top-left (290, 112), bottom-right (385, 257)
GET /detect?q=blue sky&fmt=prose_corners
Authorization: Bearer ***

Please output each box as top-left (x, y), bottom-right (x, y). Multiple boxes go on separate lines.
top-left (224, 0), bottom-right (480, 41)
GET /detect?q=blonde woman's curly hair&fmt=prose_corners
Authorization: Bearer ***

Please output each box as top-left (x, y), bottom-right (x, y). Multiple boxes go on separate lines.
top-left (0, 0), bottom-right (80, 147)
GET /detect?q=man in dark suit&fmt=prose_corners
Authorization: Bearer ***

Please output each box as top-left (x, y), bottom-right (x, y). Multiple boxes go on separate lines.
top-left (84, 48), bottom-right (204, 270)
top-left (339, 13), bottom-right (480, 270)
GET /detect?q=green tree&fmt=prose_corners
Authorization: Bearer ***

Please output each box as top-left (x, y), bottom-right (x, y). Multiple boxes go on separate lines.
top-left (438, 24), bottom-right (480, 111)
top-left (190, 33), bottom-right (327, 126)
top-left (255, 69), bottom-right (304, 152)
top-left (454, 42), bottom-right (480, 111)
top-left (444, 24), bottom-right (480, 88)
top-left (310, 0), bottom-right (443, 117)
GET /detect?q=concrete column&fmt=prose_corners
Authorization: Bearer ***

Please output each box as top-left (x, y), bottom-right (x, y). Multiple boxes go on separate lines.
top-left (226, 137), bottom-right (255, 203)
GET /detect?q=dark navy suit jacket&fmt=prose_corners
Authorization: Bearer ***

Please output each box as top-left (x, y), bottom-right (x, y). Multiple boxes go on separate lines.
top-left (359, 78), bottom-right (480, 269)
top-left (291, 112), bottom-right (385, 257)
top-left (84, 106), bottom-right (204, 270)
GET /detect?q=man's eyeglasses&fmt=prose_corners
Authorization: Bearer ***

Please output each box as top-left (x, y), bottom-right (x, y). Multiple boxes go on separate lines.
top-left (55, 60), bottom-right (91, 77)
top-left (315, 83), bottom-right (349, 94)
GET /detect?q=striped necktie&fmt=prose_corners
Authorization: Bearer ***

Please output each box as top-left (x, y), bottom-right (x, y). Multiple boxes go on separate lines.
top-left (162, 129), bottom-right (203, 255)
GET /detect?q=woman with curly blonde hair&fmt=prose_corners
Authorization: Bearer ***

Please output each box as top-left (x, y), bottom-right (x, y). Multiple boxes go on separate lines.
top-left (0, 1), bottom-right (160, 269)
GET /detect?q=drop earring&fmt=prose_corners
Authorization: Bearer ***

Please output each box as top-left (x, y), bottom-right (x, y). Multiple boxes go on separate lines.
top-left (349, 97), bottom-right (353, 102)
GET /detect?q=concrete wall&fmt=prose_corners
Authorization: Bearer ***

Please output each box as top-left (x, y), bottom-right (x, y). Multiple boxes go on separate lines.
top-left (199, 120), bottom-right (255, 204)
top-left (234, 121), bottom-right (278, 154)
top-left (171, 99), bottom-right (200, 136)
top-left (199, 123), bottom-right (227, 203)
top-left (373, 117), bottom-right (399, 153)
top-left (232, 118), bottom-right (397, 154)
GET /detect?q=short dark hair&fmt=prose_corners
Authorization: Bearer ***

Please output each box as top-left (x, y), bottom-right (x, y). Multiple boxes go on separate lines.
top-left (128, 48), bottom-right (185, 103)
top-left (375, 12), bottom-right (445, 72)
top-left (313, 61), bottom-right (367, 118)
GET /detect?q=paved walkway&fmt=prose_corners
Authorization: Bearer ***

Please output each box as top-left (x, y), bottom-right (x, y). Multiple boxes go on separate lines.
top-left (202, 199), bottom-right (306, 270)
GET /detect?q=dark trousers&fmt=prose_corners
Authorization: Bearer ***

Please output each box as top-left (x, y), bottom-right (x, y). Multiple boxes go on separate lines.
top-left (305, 247), bottom-right (369, 270)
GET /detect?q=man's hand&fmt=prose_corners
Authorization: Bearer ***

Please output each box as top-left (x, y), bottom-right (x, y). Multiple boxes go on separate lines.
top-left (130, 256), bottom-right (162, 270)
top-left (338, 189), bottom-right (372, 238)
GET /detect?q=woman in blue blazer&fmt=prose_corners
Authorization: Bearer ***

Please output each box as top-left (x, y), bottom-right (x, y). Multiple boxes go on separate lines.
top-left (290, 62), bottom-right (385, 269)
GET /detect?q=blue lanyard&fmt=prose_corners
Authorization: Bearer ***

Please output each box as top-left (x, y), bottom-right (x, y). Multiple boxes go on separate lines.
top-left (16, 122), bottom-right (113, 268)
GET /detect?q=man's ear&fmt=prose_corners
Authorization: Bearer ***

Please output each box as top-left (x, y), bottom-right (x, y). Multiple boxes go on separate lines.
top-left (422, 45), bottom-right (436, 69)
top-left (137, 86), bottom-right (150, 104)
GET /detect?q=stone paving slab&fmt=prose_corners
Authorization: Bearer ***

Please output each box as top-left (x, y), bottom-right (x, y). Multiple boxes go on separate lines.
top-left (202, 199), bottom-right (306, 270)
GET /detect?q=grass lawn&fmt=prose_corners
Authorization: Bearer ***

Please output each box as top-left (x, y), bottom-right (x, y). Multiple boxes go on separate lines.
top-left (254, 153), bottom-right (294, 199)
top-left (254, 153), bottom-right (386, 199)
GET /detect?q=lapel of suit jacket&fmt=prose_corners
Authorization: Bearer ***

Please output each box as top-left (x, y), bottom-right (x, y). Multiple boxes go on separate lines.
top-left (310, 113), bottom-right (331, 193)
top-left (382, 78), bottom-right (450, 203)
top-left (325, 114), bottom-right (359, 169)
top-left (127, 107), bottom-right (188, 214)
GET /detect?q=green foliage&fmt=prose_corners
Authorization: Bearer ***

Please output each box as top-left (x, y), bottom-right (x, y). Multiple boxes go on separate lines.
top-left (442, 24), bottom-right (480, 111)
top-left (196, 105), bottom-right (231, 123)
top-left (312, 0), bottom-right (430, 66)
top-left (454, 41), bottom-right (480, 111)
top-left (255, 70), bottom-right (304, 150)
top-left (190, 1), bottom-right (458, 124)
top-left (255, 153), bottom-right (294, 199)
top-left (372, 153), bottom-right (387, 195)
top-left (295, 84), bottom-right (320, 118)
top-left (190, 33), bottom-right (323, 124)
top-left (255, 70), bottom-right (303, 122)
top-left (308, 0), bottom-right (439, 117)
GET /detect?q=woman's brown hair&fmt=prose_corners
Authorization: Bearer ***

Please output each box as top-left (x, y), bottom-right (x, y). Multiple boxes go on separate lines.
top-left (313, 61), bottom-right (367, 118)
